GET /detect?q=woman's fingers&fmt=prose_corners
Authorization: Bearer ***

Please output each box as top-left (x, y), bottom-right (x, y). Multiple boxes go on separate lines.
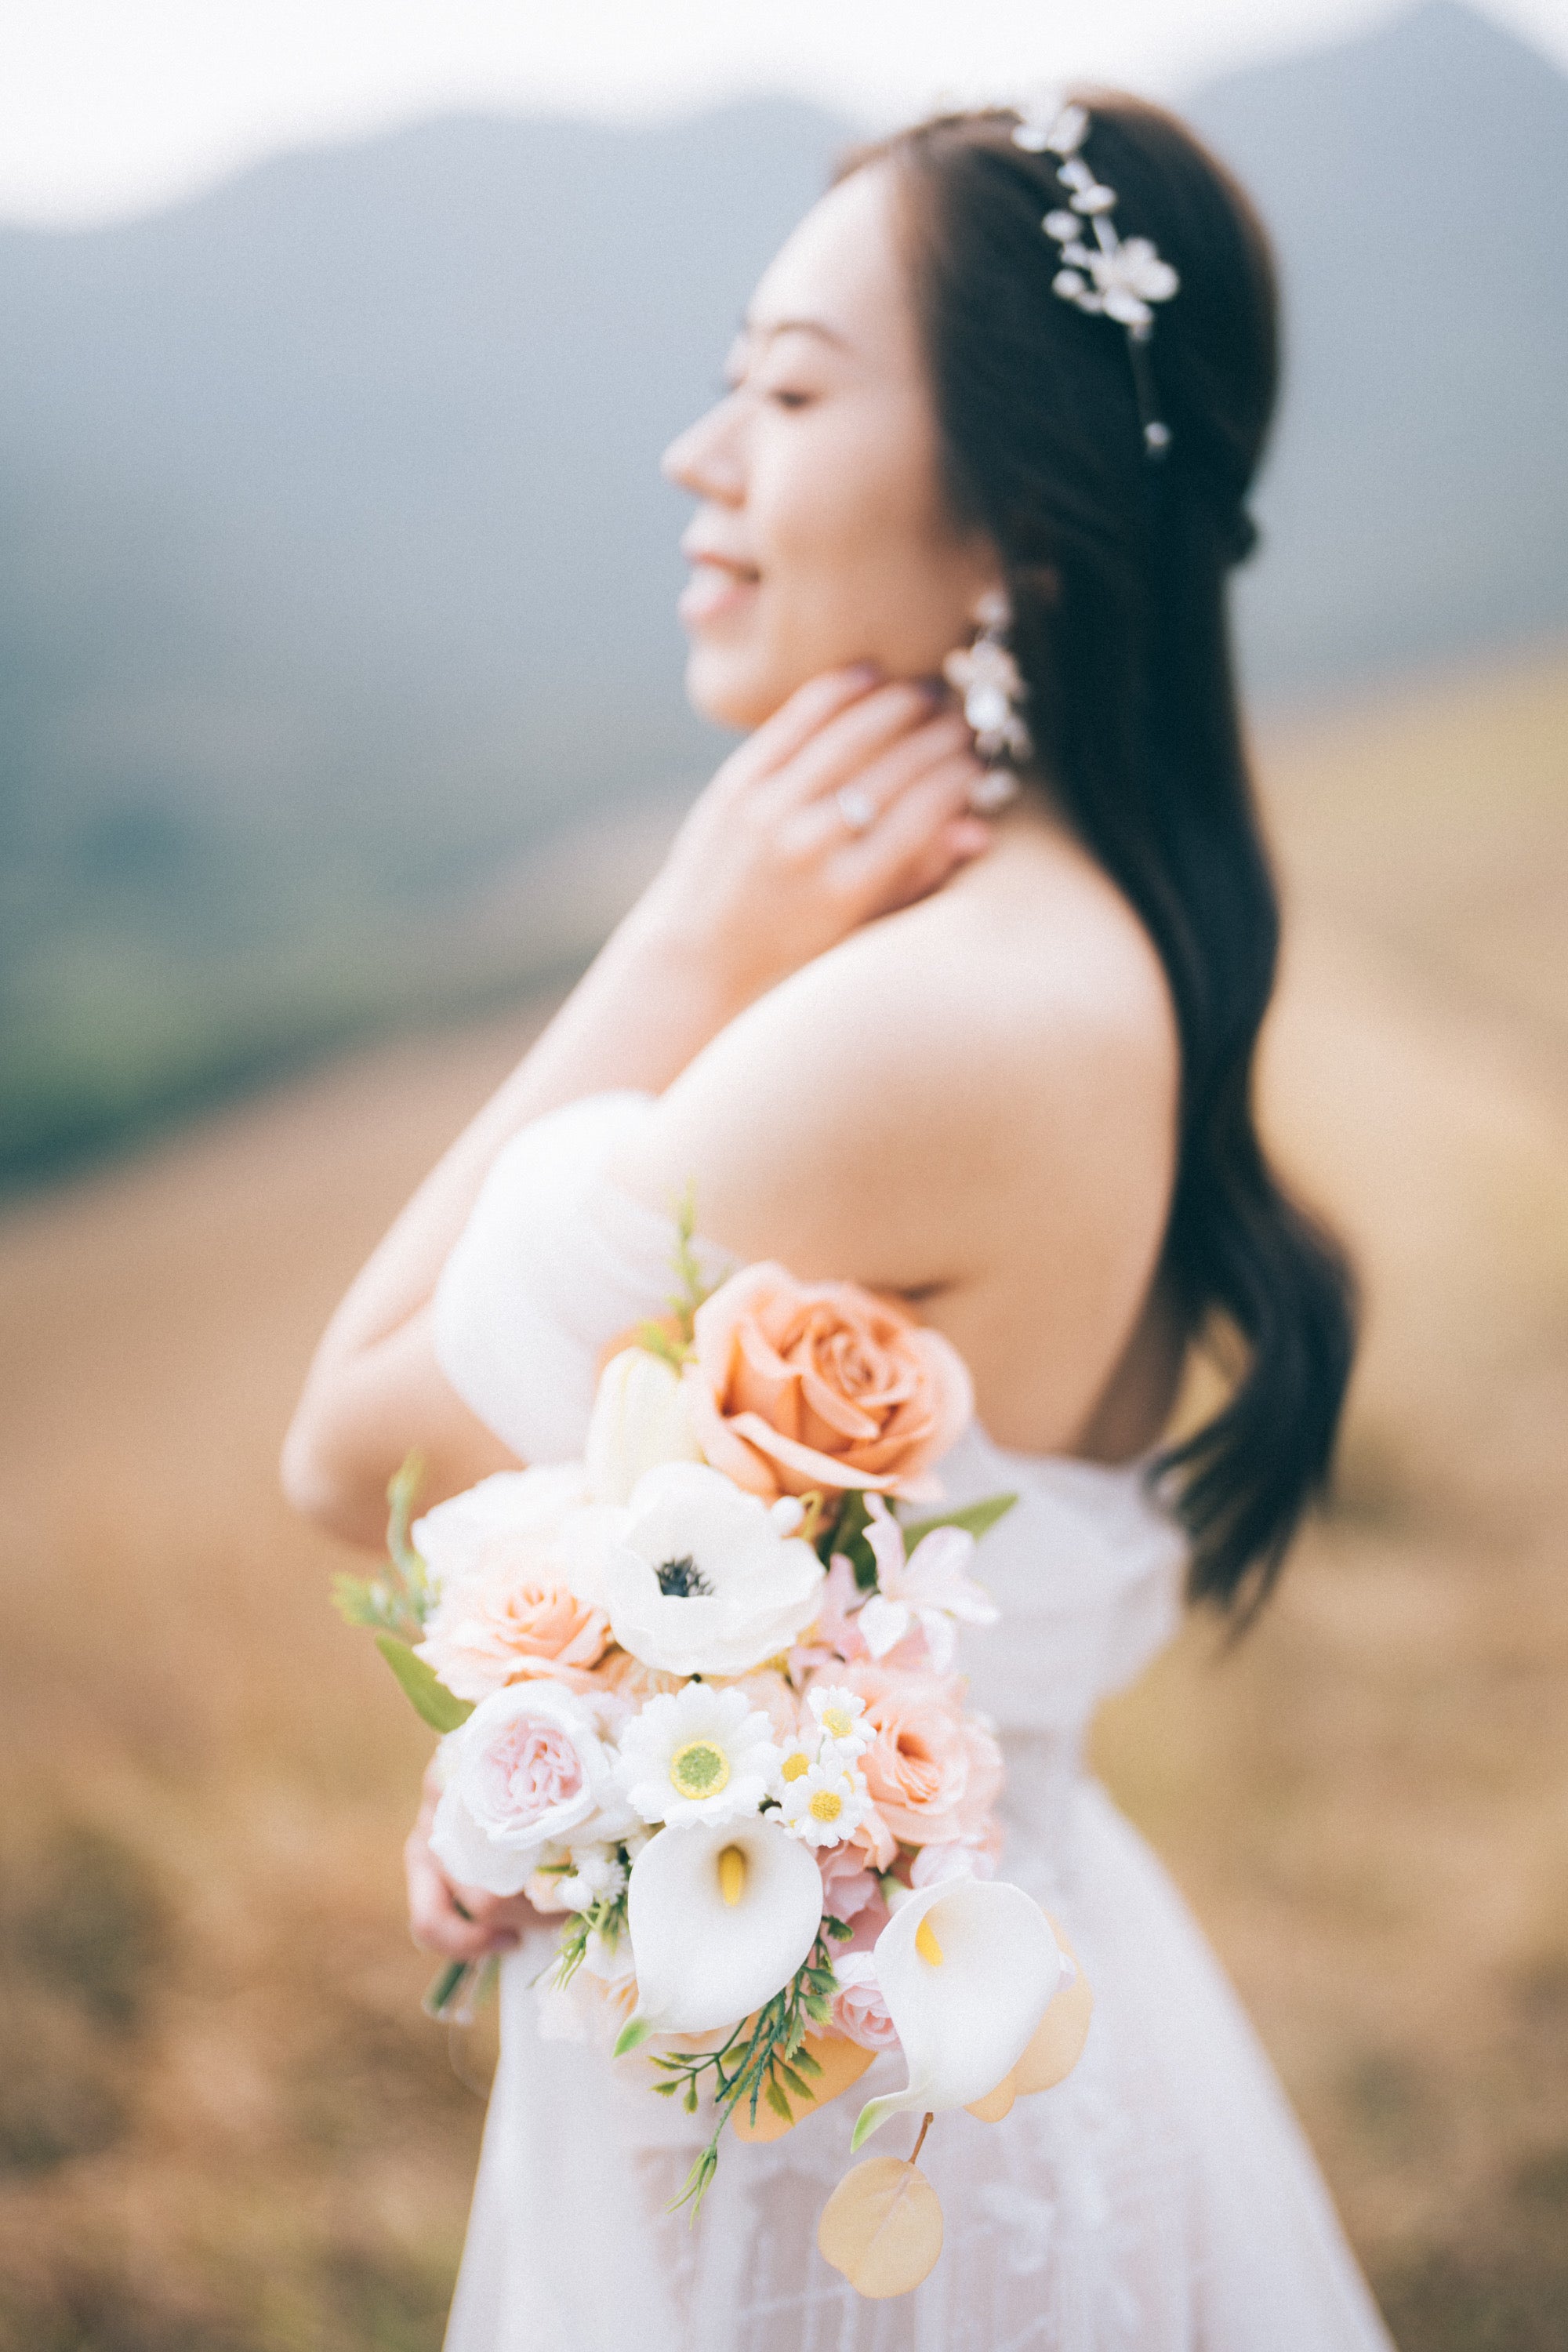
top-left (763, 679), bottom-right (947, 815)
top-left (786, 710), bottom-right (977, 853)
top-left (718, 664), bottom-right (883, 793)
top-left (405, 1826), bottom-right (526, 1959)
top-left (835, 751), bottom-right (997, 902)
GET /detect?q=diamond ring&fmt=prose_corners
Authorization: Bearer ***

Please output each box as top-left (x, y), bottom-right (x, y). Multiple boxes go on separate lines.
top-left (835, 782), bottom-right (877, 835)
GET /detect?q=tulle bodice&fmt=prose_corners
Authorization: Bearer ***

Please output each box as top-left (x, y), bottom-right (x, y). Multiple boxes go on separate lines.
top-left (431, 1088), bottom-right (1394, 2352)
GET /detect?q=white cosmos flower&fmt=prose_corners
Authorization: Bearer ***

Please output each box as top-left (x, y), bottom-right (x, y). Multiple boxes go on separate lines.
top-left (430, 1682), bottom-right (637, 1897)
top-left (779, 1759), bottom-right (870, 1851)
top-left (585, 1347), bottom-right (704, 1505)
top-left (616, 1816), bottom-right (826, 2043)
top-left (806, 1682), bottom-right (873, 1761)
top-left (851, 1878), bottom-right (1063, 2151)
top-left (615, 1682), bottom-right (780, 1828)
top-left (602, 1461), bottom-right (826, 1677)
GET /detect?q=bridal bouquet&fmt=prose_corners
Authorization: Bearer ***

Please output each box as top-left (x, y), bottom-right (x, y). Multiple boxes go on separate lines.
top-left (337, 1218), bottom-right (1092, 2297)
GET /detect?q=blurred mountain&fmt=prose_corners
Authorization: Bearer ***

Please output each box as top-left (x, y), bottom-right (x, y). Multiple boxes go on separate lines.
top-left (1193, 0), bottom-right (1568, 688)
top-left (2, 2), bottom-right (1565, 1182)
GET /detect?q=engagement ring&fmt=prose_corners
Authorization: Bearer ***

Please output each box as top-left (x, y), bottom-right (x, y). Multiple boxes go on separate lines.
top-left (835, 783), bottom-right (877, 834)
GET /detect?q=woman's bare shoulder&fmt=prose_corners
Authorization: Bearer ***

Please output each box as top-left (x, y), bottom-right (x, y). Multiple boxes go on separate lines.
top-left (615, 820), bottom-right (1180, 1290)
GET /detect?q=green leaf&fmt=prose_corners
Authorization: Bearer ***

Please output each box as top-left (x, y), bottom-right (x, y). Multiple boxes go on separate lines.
top-left (793, 2045), bottom-right (825, 2079)
top-left (764, 2077), bottom-right (795, 2125)
top-left (899, 1491), bottom-right (1019, 1548)
top-left (824, 1488), bottom-right (880, 1587)
top-left (652, 2078), bottom-right (679, 2096)
top-left (331, 1573), bottom-right (387, 1628)
top-left (373, 1635), bottom-right (474, 1734)
top-left (777, 2062), bottom-right (815, 2102)
top-left (824, 1914), bottom-right (855, 1940)
top-left (385, 1452), bottom-right (426, 1576)
top-left (614, 2016), bottom-right (655, 2059)
top-left (684, 2079), bottom-right (699, 2114)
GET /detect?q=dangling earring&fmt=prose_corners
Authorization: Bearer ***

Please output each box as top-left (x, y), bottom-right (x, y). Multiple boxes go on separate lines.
top-left (942, 588), bottom-right (1031, 812)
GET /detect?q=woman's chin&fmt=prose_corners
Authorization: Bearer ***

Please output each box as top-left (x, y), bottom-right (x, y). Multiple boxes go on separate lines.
top-left (681, 643), bottom-right (795, 734)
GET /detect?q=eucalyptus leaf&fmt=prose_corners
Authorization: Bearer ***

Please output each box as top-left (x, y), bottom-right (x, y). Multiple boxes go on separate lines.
top-left (374, 1635), bottom-right (474, 1733)
top-left (899, 1492), bottom-right (1019, 1548)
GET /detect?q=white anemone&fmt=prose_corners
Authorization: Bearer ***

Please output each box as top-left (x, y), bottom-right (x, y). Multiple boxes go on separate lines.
top-left (615, 1682), bottom-right (781, 1828)
top-left (850, 1879), bottom-right (1062, 2151)
top-left (585, 1347), bottom-right (704, 1505)
top-left (602, 1461), bottom-right (826, 1676)
top-left (616, 1817), bottom-right (825, 2044)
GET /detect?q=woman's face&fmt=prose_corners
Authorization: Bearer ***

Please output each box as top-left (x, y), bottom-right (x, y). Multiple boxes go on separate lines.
top-left (663, 162), bottom-right (1000, 731)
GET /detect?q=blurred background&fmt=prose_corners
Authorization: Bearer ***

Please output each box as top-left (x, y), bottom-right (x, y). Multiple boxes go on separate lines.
top-left (1, 0), bottom-right (1565, 2343)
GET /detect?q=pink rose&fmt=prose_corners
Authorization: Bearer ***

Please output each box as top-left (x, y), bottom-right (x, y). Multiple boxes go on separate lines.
top-left (818, 1840), bottom-right (880, 1924)
top-left (683, 1263), bottom-right (972, 1502)
top-left (417, 1566), bottom-right (612, 1700)
top-left (831, 1952), bottom-right (901, 2053)
top-left (730, 1667), bottom-right (808, 1748)
top-left (837, 1662), bottom-right (977, 1847)
top-left (430, 1683), bottom-right (633, 1897)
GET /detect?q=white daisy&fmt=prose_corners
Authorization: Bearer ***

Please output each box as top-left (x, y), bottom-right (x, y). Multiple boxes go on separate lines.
top-left (806, 1684), bottom-right (873, 1762)
top-left (780, 1759), bottom-right (870, 1851)
top-left (615, 1682), bottom-right (780, 1828)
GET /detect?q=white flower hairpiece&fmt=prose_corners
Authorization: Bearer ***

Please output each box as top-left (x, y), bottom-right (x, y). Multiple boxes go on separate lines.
top-left (1013, 96), bottom-right (1180, 456)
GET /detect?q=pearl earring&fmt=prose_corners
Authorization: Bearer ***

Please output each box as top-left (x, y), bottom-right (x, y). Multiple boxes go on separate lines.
top-left (942, 588), bottom-right (1030, 811)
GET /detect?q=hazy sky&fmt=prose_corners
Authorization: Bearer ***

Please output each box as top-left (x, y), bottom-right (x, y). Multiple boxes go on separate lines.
top-left (3, 0), bottom-right (1565, 226)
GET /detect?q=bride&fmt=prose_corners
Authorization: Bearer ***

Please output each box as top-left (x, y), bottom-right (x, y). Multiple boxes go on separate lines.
top-left (285, 93), bottom-right (1393, 2352)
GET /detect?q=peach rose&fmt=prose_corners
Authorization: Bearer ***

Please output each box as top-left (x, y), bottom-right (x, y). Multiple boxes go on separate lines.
top-left (683, 1262), bottom-right (972, 1502)
top-left (836, 1662), bottom-right (985, 1848)
top-left (416, 1566), bottom-right (612, 1702)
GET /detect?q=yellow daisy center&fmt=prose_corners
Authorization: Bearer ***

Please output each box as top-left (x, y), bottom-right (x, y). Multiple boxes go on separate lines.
top-left (780, 1751), bottom-right (811, 1783)
top-left (670, 1740), bottom-right (730, 1799)
top-left (809, 1788), bottom-right (844, 1824)
top-left (822, 1706), bottom-right (855, 1739)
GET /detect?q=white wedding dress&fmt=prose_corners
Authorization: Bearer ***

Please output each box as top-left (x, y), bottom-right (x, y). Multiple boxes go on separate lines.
top-left (430, 1091), bottom-right (1396, 2352)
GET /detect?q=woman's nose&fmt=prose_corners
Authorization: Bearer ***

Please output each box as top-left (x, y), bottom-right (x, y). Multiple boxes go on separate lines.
top-left (662, 397), bottom-right (745, 505)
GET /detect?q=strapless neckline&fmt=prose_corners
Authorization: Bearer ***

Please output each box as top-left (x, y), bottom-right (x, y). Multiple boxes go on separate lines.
top-left (550, 1083), bottom-right (1163, 1497)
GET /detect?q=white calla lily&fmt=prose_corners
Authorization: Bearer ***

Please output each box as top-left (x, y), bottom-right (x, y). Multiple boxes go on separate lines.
top-left (615, 1817), bottom-right (825, 2046)
top-left (585, 1347), bottom-right (704, 1505)
top-left (850, 1878), bottom-right (1062, 2151)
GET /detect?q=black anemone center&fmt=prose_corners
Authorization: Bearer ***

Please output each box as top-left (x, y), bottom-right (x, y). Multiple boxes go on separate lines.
top-left (655, 1554), bottom-right (712, 1599)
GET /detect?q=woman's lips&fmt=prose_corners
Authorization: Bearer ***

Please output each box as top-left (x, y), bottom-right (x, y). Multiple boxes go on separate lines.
top-left (678, 558), bottom-right (760, 628)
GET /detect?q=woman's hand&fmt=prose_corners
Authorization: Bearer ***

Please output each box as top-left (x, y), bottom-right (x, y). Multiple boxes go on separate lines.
top-left (630, 666), bottom-right (993, 1004)
top-left (405, 1756), bottom-right (534, 1961)
top-left (283, 670), bottom-right (992, 1549)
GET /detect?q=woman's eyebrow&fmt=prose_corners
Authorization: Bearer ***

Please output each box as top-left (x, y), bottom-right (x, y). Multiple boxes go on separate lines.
top-left (739, 315), bottom-right (851, 350)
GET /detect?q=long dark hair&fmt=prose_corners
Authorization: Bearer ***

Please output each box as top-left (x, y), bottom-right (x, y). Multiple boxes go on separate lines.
top-left (844, 100), bottom-right (1356, 1617)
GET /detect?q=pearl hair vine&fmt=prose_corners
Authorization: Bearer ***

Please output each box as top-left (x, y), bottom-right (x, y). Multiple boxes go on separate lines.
top-left (1011, 96), bottom-right (1180, 458)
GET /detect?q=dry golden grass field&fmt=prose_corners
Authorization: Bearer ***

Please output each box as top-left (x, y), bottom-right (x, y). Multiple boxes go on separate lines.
top-left (1, 646), bottom-right (1565, 2350)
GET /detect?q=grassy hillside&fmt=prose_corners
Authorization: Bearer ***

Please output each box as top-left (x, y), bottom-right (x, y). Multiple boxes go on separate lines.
top-left (0, 646), bottom-right (1565, 2347)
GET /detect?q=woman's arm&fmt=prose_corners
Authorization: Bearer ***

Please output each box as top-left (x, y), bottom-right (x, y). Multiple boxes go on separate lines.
top-left (281, 669), bottom-right (989, 1544)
